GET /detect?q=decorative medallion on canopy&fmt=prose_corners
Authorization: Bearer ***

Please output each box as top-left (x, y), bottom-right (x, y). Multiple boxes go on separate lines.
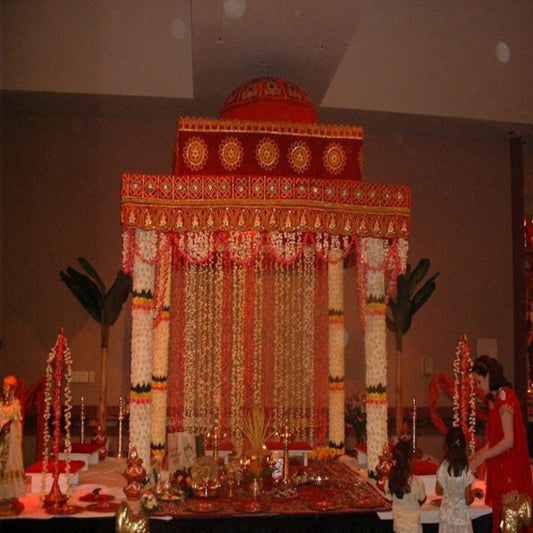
top-left (121, 77), bottom-right (411, 474)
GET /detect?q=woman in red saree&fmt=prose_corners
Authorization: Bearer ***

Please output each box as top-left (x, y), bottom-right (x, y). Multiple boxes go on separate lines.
top-left (470, 355), bottom-right (533, 533)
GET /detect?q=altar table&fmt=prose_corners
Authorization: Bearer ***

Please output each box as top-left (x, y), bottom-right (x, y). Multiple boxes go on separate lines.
top-left (0, 456), bottom-right (492, 533)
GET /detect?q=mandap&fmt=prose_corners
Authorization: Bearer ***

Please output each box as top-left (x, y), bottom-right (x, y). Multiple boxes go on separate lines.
top-left (120, 77), bottom-right (411, 475)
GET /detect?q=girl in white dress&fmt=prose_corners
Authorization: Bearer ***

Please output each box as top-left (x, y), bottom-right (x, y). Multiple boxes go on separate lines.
top-left (436, 427), bottom-right (474, 533)
top-left (386, 440), bottom-right (427, 533)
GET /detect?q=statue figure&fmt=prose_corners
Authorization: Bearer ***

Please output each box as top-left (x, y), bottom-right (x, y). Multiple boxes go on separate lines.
top-left (92, 424), bottom-right (108, 460)
top-left (0, 376), bottom-right (26, 509)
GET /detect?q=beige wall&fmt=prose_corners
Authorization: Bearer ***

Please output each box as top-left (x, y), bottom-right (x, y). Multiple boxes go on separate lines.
top-left (0, 92), bottom-right (517, 425)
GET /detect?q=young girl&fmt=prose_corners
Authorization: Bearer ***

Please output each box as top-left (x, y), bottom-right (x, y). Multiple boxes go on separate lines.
top-left (436, 427), bottom-right (474, 532)
top-left (386, 440), bottom-right (427, 532)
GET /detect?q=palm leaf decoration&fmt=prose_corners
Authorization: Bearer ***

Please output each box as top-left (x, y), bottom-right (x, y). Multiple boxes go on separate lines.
top-left (386, 258), bottom-right (439, 433)
top-left (60, 257), bottom-right (132, 433)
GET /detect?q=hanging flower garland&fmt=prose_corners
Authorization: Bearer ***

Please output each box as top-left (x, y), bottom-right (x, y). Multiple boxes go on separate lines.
top-left (128, 225), bottom-right (402, 466)
top-left (328, 245), bottom-right (345, 449)
top-left (355, 237), bottom-right (405, 329)
top-left (168, 230), bottom-right (357, 267)
top-left (230, 259), bottom-right (246, 454)
top-left (40, 329), bottom-right (73, 500)
top-left (302, 244), bottom-right (318, 444)
top-left (452, 335), bottom-right (476, 453)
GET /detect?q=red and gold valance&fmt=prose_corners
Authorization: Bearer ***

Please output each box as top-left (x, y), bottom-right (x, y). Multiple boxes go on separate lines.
top-left (172, 117), bottom-right (363, 180)
top-left (121, 173), bottom-right (410, 238)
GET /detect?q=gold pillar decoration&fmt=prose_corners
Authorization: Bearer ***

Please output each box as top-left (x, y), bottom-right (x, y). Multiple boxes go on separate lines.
top-left (280, 418), bottom-right (292, 488)
top-left (117, 396), bottom-right (127, 459)
top-left (80, 396), bottom-right (85, 444)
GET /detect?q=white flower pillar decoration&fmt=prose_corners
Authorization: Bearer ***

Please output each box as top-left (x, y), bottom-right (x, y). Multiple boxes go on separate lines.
top-left (360, 237), bottom-right (388, 474)
top-left (150, 234), bottom-right (172, 463)
top-left (128, 229), bottom-right (157, 466)
top-left (327, 244), bottom-right (345, 449)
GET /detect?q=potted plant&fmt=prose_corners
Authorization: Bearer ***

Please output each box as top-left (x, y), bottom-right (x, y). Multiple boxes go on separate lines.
top-left (60, 257), bottom-right (132, 434)
top-left (386, 258), bottom-right (439, 434)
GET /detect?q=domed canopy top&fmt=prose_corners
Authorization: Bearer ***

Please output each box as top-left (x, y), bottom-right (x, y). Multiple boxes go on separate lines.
top-left (220, 77), bottom-right (318, 123)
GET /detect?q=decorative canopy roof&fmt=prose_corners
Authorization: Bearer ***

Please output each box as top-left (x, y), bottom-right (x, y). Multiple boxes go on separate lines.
top-left (122, 78), bottom-right (410, 240)
top-left (220, 77), bottom-right (318, 123)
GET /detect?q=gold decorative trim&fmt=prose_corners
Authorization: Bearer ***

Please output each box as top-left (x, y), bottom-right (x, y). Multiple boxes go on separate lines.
top-left (256, 137), bottom-right (280, 171)
top-left (121, 174), bottom-right (410, 238)
top-left (176, 116), bottom-right (363, 140)
top-left (323, 142), bottom-right (347, 175)
top-left (287, 140), bottom-right (312, 173)
top-left (218, 136), bottom-right (244, 171)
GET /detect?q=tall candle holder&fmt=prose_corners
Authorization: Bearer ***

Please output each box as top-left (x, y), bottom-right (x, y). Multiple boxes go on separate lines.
top-left (80, 396), bottom-right (85, 444)
top-left (279, 418), bottom-right (292, 488)
top-left (411, 398), bottom-right (417, 455)
top-left (206, 419), bottom-right (221, 464)
top-left (411, 398), bottom-right (423, 458)
top-left (116, 396), bottom-right (127, 459)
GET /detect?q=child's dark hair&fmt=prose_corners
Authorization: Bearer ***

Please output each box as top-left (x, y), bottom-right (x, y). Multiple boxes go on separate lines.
top-left (388, 441), bottom-right (413, 499)
top-left (444, 426), bottom-right (468, 477)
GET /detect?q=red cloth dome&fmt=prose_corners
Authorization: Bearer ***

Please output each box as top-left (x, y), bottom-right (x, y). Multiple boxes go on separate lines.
top-left (220, 77), bottom-right (318, 123)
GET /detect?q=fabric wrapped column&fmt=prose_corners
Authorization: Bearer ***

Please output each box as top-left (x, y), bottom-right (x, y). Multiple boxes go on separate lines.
top-left (128, 229), bottom-right (156, 467)
top-left (327, 245), bottom-right (345, 449)
top-left (361, 237), bottom-right (388, 473)
top-left (150, 234), bottom-right (172, 464)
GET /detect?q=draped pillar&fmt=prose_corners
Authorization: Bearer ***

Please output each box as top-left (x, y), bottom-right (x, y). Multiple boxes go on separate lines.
top-left (127, 229), bottom-right (157, 466)
top-left (359, 237), bottom-right (388, 473)
top-left (328, 244), bottom-right (345, 449)
top-left (150, 234), bottom-right (172, 462)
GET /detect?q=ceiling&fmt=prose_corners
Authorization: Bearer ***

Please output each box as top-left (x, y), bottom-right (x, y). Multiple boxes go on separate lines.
top-left (2, 0), bottom-right (533, 194)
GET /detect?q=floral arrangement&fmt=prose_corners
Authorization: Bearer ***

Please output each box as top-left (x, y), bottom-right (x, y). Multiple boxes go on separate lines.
top-left (171, 467), bottom-right (193, 498)
top-left (190, 456), bottom-right (221, 497)
top-left (308, 444), bottom-right (344, 462)
top-left (242, 405), bottom-right (273, 456)
top-left (452, 334), bottom-right (476, 453)
top-left (140, 489), bottom-right (159, 514)
top-left (247, 457), bottom-right (271, 479)
top-left (345, 391), bottom-right (367, 443)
